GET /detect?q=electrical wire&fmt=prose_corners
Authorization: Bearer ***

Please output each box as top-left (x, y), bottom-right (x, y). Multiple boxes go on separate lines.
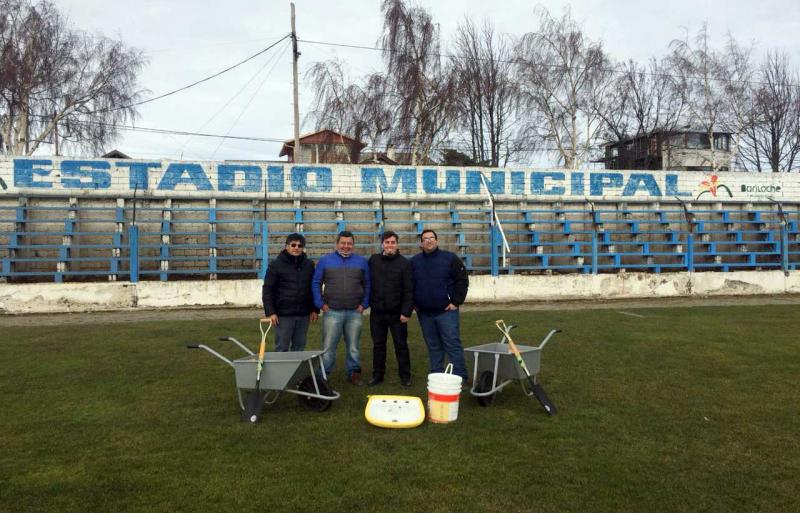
top-left (178, 39), bottom-right (291, 156)
top-left (87, 34), bottom-right (291, 115)
top-left (211, 42), bottom-right (291, 158)
top-left (298, 38), bottom-right (800, 89)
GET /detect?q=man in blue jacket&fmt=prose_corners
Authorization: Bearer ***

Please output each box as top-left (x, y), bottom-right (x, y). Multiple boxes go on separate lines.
top-left (411, 229), bottom-right (470, 383)
top-left (312, 230), bottom-right (370, 386)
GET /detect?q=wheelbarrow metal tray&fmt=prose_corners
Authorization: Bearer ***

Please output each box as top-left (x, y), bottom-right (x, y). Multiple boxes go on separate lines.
top-left (465, 342), bottom-right (541, 379)
top-left (233, 350), bottom-right (323, 391)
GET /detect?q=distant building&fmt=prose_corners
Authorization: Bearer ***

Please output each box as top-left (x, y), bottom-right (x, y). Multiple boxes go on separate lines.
top-left (101, 149), bottom-right (131, 159)
top-left (358, 145), bottom-right (439, 166)
top-left (279, 129), bottom-right (366, 164)
top-left (604, 130), bottom-right (732, 171)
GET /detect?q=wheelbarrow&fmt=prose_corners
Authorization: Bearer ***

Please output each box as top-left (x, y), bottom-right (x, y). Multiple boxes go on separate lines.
top-left (187, 331), bottom-right (340, 417)
top-left (465, 322), bottom-right (561, 415)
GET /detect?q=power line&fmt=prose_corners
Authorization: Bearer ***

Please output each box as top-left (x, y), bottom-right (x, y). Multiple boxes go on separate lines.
top-left (298, 38), bottom-right (800, 89)
top-left (88, 34), bottom-right (291, 115)
top-left (179, 39), bottom-right (291, 156)
top-left (211, 43), bottom-right (292, 158)
top-left (67, 119), bottom-right (285, 143)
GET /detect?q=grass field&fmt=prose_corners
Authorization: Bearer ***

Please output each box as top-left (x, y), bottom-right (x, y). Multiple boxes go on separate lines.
top-left (1, 305), bottom-right (799, 513)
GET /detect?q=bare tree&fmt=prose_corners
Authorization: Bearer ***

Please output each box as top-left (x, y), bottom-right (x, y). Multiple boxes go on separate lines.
top-left (600, 58), bottom-right (686, 140)
top-left (669, 24), bottom-right (753, 170)
top-left (593, 58), bottom-right (687, 168)
top-left (450, 19), bottom-right (520, 167)
top-left (0, 0), bottom-right (146, 156)
top-left (736, 51), bottom-right (800, 172)
top-left (515, 7), bottom-right (613, 169)
top-left (379, 0), bottom-right (457, 165)
top-left (306, 60), bottom-right (392, 163)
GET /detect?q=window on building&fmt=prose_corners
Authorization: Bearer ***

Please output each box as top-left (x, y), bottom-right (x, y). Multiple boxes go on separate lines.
top-left (686, 133), bottom-right (711, 149)
top-left (667, 134), bottom-right (685, 148)
top-left (714, 134), bottom-right (730, 151)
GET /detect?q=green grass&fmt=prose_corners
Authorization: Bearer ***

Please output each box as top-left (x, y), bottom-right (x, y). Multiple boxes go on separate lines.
top-left (1, 306), bottom-right (799, 513)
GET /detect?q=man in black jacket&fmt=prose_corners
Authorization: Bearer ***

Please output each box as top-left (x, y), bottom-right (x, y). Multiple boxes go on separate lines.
top-left (262, 233), bottom-right (318, 351)
top-left (367, 230), bottom-right (414, 387)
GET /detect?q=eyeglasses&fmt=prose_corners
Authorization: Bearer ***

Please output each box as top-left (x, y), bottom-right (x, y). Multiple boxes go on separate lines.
top-left (288, 243), bottom-right (304, 248)
top-left (421, 237), bottom-right (436, 242)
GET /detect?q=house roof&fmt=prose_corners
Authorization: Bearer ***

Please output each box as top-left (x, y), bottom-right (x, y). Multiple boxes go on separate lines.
top-left (101, 149), bottom-right (131, 159)
top-left (279, 129), bottom-right (367, 157)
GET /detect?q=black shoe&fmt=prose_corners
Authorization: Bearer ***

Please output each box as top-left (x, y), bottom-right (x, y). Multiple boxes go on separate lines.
top-left (400, 378), bottom-right (412, 388)
top-left (367, 377), bottom-right (384, 387)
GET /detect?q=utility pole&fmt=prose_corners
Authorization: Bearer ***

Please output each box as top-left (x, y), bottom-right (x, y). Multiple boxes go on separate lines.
top-left (291, 2), bottom-right (301, 163)
top-left (53, 111), bottom-right (60, 156)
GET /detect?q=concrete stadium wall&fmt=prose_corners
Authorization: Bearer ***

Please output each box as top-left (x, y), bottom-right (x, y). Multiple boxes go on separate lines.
top-left (0, 156), bottom-right (793, 200)
top-left (2, 271), bottom-right (799, 314)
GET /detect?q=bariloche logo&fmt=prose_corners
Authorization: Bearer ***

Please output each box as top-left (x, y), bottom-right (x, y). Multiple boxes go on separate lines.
top-left (696, 175), bottom-right (732, 199)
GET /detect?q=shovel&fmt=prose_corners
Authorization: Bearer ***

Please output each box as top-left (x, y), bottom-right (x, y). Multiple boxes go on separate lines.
top-left (242, 319), bottom-right (272, 423)
top-left (496, 320), bottom-right (557, 416)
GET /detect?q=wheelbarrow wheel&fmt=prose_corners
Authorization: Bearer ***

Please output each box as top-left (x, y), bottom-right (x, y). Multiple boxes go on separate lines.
top-left (475, 371), bottom-right (496, 407)
top-left (297, 376), bottom-right (334, 412)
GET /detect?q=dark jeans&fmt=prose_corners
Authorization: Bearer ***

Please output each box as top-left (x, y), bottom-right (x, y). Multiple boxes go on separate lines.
top-left (273, 315), bottom-right (310, 352)
top-left (417, 309), bottom-right (467, 381)
top-left (370, 312), bottom-right (411, 380)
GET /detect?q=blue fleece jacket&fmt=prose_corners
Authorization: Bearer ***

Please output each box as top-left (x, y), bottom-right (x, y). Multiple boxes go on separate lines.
top-left (312, 251), bottom-right (370, 310)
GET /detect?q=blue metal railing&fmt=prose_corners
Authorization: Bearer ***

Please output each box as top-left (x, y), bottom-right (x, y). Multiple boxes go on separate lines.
top-left (1, 200), bottom-right (798, 282)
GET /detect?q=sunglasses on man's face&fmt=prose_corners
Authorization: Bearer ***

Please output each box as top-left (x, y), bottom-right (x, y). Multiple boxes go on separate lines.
top-left (288, 243), bottom-right (304, 248)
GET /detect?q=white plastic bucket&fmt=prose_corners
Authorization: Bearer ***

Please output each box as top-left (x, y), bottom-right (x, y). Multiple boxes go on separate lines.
top-left (427, 364), bottom-right (463, 423)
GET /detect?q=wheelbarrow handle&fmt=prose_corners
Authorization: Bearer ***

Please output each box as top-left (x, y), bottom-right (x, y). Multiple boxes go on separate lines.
top-left (218, 336), bottom-right (255, 355)
top-left (186, 343), bottom-right (234, 368)
top-left (535, 329), bottom-right (562, 351)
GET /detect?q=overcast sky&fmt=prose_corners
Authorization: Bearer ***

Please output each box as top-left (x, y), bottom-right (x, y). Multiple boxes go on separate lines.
top-left (50, 0), bottom-right (800, 164)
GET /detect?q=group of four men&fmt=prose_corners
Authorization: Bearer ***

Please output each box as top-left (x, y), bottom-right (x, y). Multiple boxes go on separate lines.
top-left (261, 229), bottom-right (469, 387)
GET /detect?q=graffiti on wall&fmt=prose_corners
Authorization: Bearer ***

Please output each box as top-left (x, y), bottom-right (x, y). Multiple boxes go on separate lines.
top-left (0, 157), bottom-right (791, 201)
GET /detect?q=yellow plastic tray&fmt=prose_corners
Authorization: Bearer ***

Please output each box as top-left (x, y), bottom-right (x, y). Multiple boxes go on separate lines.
top-left (364, 395), bottom-right (425, 429)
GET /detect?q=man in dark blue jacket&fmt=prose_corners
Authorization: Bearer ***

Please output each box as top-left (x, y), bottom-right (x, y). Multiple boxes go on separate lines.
top-left (410, 229), bottom-right (469, 382)
top-left (312, 231), bottom-right (370, 385)
top-left (262, 233), bottom-right (318, 351)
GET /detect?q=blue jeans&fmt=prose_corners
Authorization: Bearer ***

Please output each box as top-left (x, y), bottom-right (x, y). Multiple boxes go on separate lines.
top-left (418, 309), bottom-right (467, 381)
top-left (273, 315), bottom-right (310, 352)
top-left (321, 309), bottom-right (363, 377)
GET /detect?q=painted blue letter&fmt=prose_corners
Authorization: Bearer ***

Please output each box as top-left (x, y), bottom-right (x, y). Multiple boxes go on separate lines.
top-left (466, 170), bottom-right (505, 195)
top-left (13, 159), bottom-right (52, 188)
top-left (157, 163), bottom-right (213, 191)
top-left (115, 161), bottom-right (161, 190)
top-left (267, 165), bottom-right (284, 192)
top-left (291, 166), bottom-right (332, 193)
top-left (622, 173), bottom-right (662, 197)
top-left (511, 172), bottom-right (525, 195)
top-left (61, 160), bottom-right (111, 189)
top-left (571, 172), bottom-right (585, 196)
top-left (218, 165), bottom-right (261, 192)
top-left (361, 167), bottom-right (417, 193)
top-left (530, 171), bottom-right (565, 195)
top-left (422, 169), bottom-right (460, 194)
top-left (665, 174), bottom-right (692, 197)
top-left (590, 173), bottom-right (624, 196)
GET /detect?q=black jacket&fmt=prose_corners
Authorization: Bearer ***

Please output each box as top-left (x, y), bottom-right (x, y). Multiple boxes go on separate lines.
top-left (410, 248), bottom-right (469, 314)
top-left (368, 252), bottom-right (414, 317)
top-left (262, 251), bottom-right (317, 317)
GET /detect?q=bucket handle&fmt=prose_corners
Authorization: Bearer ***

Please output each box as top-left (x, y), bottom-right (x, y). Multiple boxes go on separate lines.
top-left (444, 363), bottom-right (454, 375)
